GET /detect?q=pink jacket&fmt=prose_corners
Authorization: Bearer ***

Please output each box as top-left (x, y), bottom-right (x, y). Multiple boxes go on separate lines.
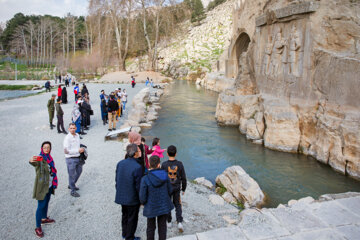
top-left (151, 145), bottom-right (165, 158)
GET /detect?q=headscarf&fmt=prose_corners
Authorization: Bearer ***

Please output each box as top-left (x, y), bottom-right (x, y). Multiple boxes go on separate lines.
top-left (128, 132), bottom-right (141, 145)
top-left (39, 144), bottom-right (58, 189)
top-left (71, 104), bottom-right (81, 122)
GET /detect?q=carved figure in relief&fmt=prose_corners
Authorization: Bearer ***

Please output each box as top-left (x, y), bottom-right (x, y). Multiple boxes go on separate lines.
top-left (271, 29), bottom-right (286, 76)
top-left (263, 35), bottom-right (273, 75)
top-left (288, 25), bottom-right (302, 76)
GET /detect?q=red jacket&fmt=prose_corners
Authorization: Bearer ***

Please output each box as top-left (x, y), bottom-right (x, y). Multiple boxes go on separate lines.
top-left (57, 88), bottom-right (62, 97)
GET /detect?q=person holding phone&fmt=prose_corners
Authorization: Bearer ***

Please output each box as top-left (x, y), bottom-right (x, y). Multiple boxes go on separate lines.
top-left (29, 141), bottom-right (58, 238)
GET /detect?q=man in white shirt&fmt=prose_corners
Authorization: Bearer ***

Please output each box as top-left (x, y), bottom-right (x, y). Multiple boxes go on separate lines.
top-left (63, 123), bottom-right (85, 197)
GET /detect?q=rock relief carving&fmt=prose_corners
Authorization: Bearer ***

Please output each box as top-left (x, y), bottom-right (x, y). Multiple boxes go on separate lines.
top-left (288, 25), bottom-right (302, 77)
top-left (270, 29), bottom-right (286, 77)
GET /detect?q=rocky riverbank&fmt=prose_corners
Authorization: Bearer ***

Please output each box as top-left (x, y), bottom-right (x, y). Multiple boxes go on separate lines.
top-left (169, 192), bottom-right (360, 240)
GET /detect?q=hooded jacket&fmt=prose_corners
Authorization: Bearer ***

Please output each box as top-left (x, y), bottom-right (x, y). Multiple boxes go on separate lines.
top-left (139, 169), bottom-right (174, 218)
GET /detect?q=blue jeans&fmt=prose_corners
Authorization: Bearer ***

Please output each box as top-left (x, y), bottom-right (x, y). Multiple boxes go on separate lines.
top-left (122, 101), bottom-right (126, 111)
top-left (36, 188), bottom-right (51, 227)
top-left (66, 157), bottom-right (83, 192)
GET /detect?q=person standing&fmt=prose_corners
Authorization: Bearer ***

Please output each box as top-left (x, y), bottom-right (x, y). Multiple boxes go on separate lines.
top-left (100, 90), bottom-right (105, 123)
top-left (57, 85), bottom-right (62, 98)
top-left (161, 145), bottom-right (187, 232)
top-left (121, 89), bottom-right (128, 111)
top-left (61, 86), bottom-right (68, 104)
top-left (81, 84), bottom-right (89, 98)
top-left (115, 144), bottom-right (142, 240)
top-left (55, 98), bottom-right (67, 134)
top-left (74, 84), bottom-right (79, 101)
top-left (108, 94), bottom-right (119, 131)
top-left (47, 94), bottom-right (56, 130)
top-left (63, 123), bottom-right (85, 197)
top-left (101, 96), bottom-right (108, 125)
top-left (29, 141), bottom-right (58, 238)
top-left (140, 155), bottom-right (174, 240)
top-left (71, 104), bottom-right (82, 136)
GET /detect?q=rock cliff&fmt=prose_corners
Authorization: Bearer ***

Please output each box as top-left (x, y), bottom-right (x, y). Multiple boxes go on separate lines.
top-left (157, 0), bottom-right (234, 78)
top-left (214, 0), bottom-right (360, 179)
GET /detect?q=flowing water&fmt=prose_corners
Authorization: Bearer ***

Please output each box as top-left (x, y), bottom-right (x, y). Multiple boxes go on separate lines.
top-left (141, 81), bottom-right (360, 207)
top-left (0, 90), bottom-right (37, 100)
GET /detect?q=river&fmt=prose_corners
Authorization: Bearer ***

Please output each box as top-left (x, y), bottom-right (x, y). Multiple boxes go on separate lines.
top-left (141, 80), bottom-right (360, 207)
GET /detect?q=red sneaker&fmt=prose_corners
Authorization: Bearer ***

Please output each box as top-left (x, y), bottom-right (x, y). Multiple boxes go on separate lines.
top-left (41, 217), bottom-right (55, 225)
top-left (35, 227), bottom-right (44, 238)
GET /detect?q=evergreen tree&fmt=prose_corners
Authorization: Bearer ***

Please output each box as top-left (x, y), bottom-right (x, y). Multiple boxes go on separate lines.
top-left (191, 0), bottom-right (205, 23)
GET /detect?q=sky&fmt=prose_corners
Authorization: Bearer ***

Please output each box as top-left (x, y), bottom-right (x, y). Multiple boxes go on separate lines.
top-left (0, 0), bottom-right (89, 23)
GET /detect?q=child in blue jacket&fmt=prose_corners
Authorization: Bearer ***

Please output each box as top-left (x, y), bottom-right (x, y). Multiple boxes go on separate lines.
top-left (139, 156), bottom-right (174, 240)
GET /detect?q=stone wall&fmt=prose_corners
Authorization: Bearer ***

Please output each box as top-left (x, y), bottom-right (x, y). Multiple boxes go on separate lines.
top-left (216, 0), bottom-right (360, 180)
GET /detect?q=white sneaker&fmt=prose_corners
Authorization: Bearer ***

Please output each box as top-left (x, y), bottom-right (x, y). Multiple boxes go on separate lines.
top-left (167, 222), bottom-right (172, 228)
top-left (177, 222), bottom-right (184, 232)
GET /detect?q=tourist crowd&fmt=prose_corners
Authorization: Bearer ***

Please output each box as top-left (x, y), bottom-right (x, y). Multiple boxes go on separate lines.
top-left (36, 77), bottom-right (184, 239)
top-left (30, 128), bottom-right (187, 240)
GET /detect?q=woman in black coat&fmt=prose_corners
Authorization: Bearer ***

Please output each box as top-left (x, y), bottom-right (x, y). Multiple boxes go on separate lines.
top-left (61, 87), bottom-right (68, 104)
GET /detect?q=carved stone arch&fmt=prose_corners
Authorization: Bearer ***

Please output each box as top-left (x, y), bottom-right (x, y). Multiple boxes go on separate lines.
top-left (226, 31), bottom-right (251, 78)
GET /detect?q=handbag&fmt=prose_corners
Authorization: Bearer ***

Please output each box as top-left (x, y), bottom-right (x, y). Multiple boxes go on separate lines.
top-left (89, 109), bottom-right (94, 115)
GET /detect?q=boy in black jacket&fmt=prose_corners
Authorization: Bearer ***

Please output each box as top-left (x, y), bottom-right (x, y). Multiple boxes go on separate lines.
top-left (161, 145), bottom-right (187, 232)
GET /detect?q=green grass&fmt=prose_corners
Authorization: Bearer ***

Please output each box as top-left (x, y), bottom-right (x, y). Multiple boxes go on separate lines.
top-left (0, 84), bottom-right (38, 90)
top-left (215, 183), bottom-right (227, 196)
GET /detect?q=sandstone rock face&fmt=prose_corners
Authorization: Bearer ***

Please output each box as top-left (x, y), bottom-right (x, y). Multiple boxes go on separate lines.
top-left (214, 0), bottom-right (360, 179)
top-left (194, 177), bottom-right (214, 189)
top-left (216, 166), bottom-right (265, 208)
top-left (215, 94), bottom-right (241, 126)
top-left (263, 97), bottom-right (301, 153)
top-left (197, 72), bottom-right (235, 93)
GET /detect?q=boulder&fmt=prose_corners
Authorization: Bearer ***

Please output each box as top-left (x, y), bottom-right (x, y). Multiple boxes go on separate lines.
top-left (202, 72), bottom-right (234, 92)
top-left (194, 177), bottom-right (214, 189)
top-left (209, 194), bottom-right (225, 205)
top-left (216, 165), bottom-right (265, 208)
top-left (222, 191), bottom-right (236, 204)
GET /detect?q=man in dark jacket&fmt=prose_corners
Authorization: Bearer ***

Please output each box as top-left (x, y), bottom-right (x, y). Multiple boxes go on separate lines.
top-left (140, 156), bottom-right (174, 240)
top-left (55, 98), bottom-right (67, 134)
top-left (108, 94), bottom-right (119, 131)
top-left (82, 99), bottom-right (92, 129)
top-left (115, 144), bottom-right (142, 240)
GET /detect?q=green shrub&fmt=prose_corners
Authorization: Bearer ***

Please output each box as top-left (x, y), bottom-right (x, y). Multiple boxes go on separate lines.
top-left (207, 0), bottom-right (227, 11)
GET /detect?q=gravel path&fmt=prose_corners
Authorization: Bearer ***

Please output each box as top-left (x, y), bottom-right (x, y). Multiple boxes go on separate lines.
top-left (0, 82), bottom-right (237, 240)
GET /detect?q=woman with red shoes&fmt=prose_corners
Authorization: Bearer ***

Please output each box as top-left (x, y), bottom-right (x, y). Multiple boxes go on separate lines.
top-left (29, 141), bottom-right (58, 238)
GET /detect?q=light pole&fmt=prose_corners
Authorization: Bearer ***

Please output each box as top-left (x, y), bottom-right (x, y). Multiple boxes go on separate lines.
top-left (15, 62), bottom-right (17, 81)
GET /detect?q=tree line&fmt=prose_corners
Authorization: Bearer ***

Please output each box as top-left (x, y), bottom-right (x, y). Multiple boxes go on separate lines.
top-left (0, 0), bottom-right (220, 73)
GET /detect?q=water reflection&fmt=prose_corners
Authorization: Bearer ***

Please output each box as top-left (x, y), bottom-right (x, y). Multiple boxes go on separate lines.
top-left (141, 81), bottom-right (360, 207)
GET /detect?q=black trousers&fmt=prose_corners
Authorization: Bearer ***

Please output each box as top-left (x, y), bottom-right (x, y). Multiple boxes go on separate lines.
top-left (147, 214), bottom-right (167, 240)
top-left (167, 189), bottom-right (183, 223)
top-left (57, 115), bottom-right (66, 132)
top-left (121, 204), bottom-right (140, 240)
